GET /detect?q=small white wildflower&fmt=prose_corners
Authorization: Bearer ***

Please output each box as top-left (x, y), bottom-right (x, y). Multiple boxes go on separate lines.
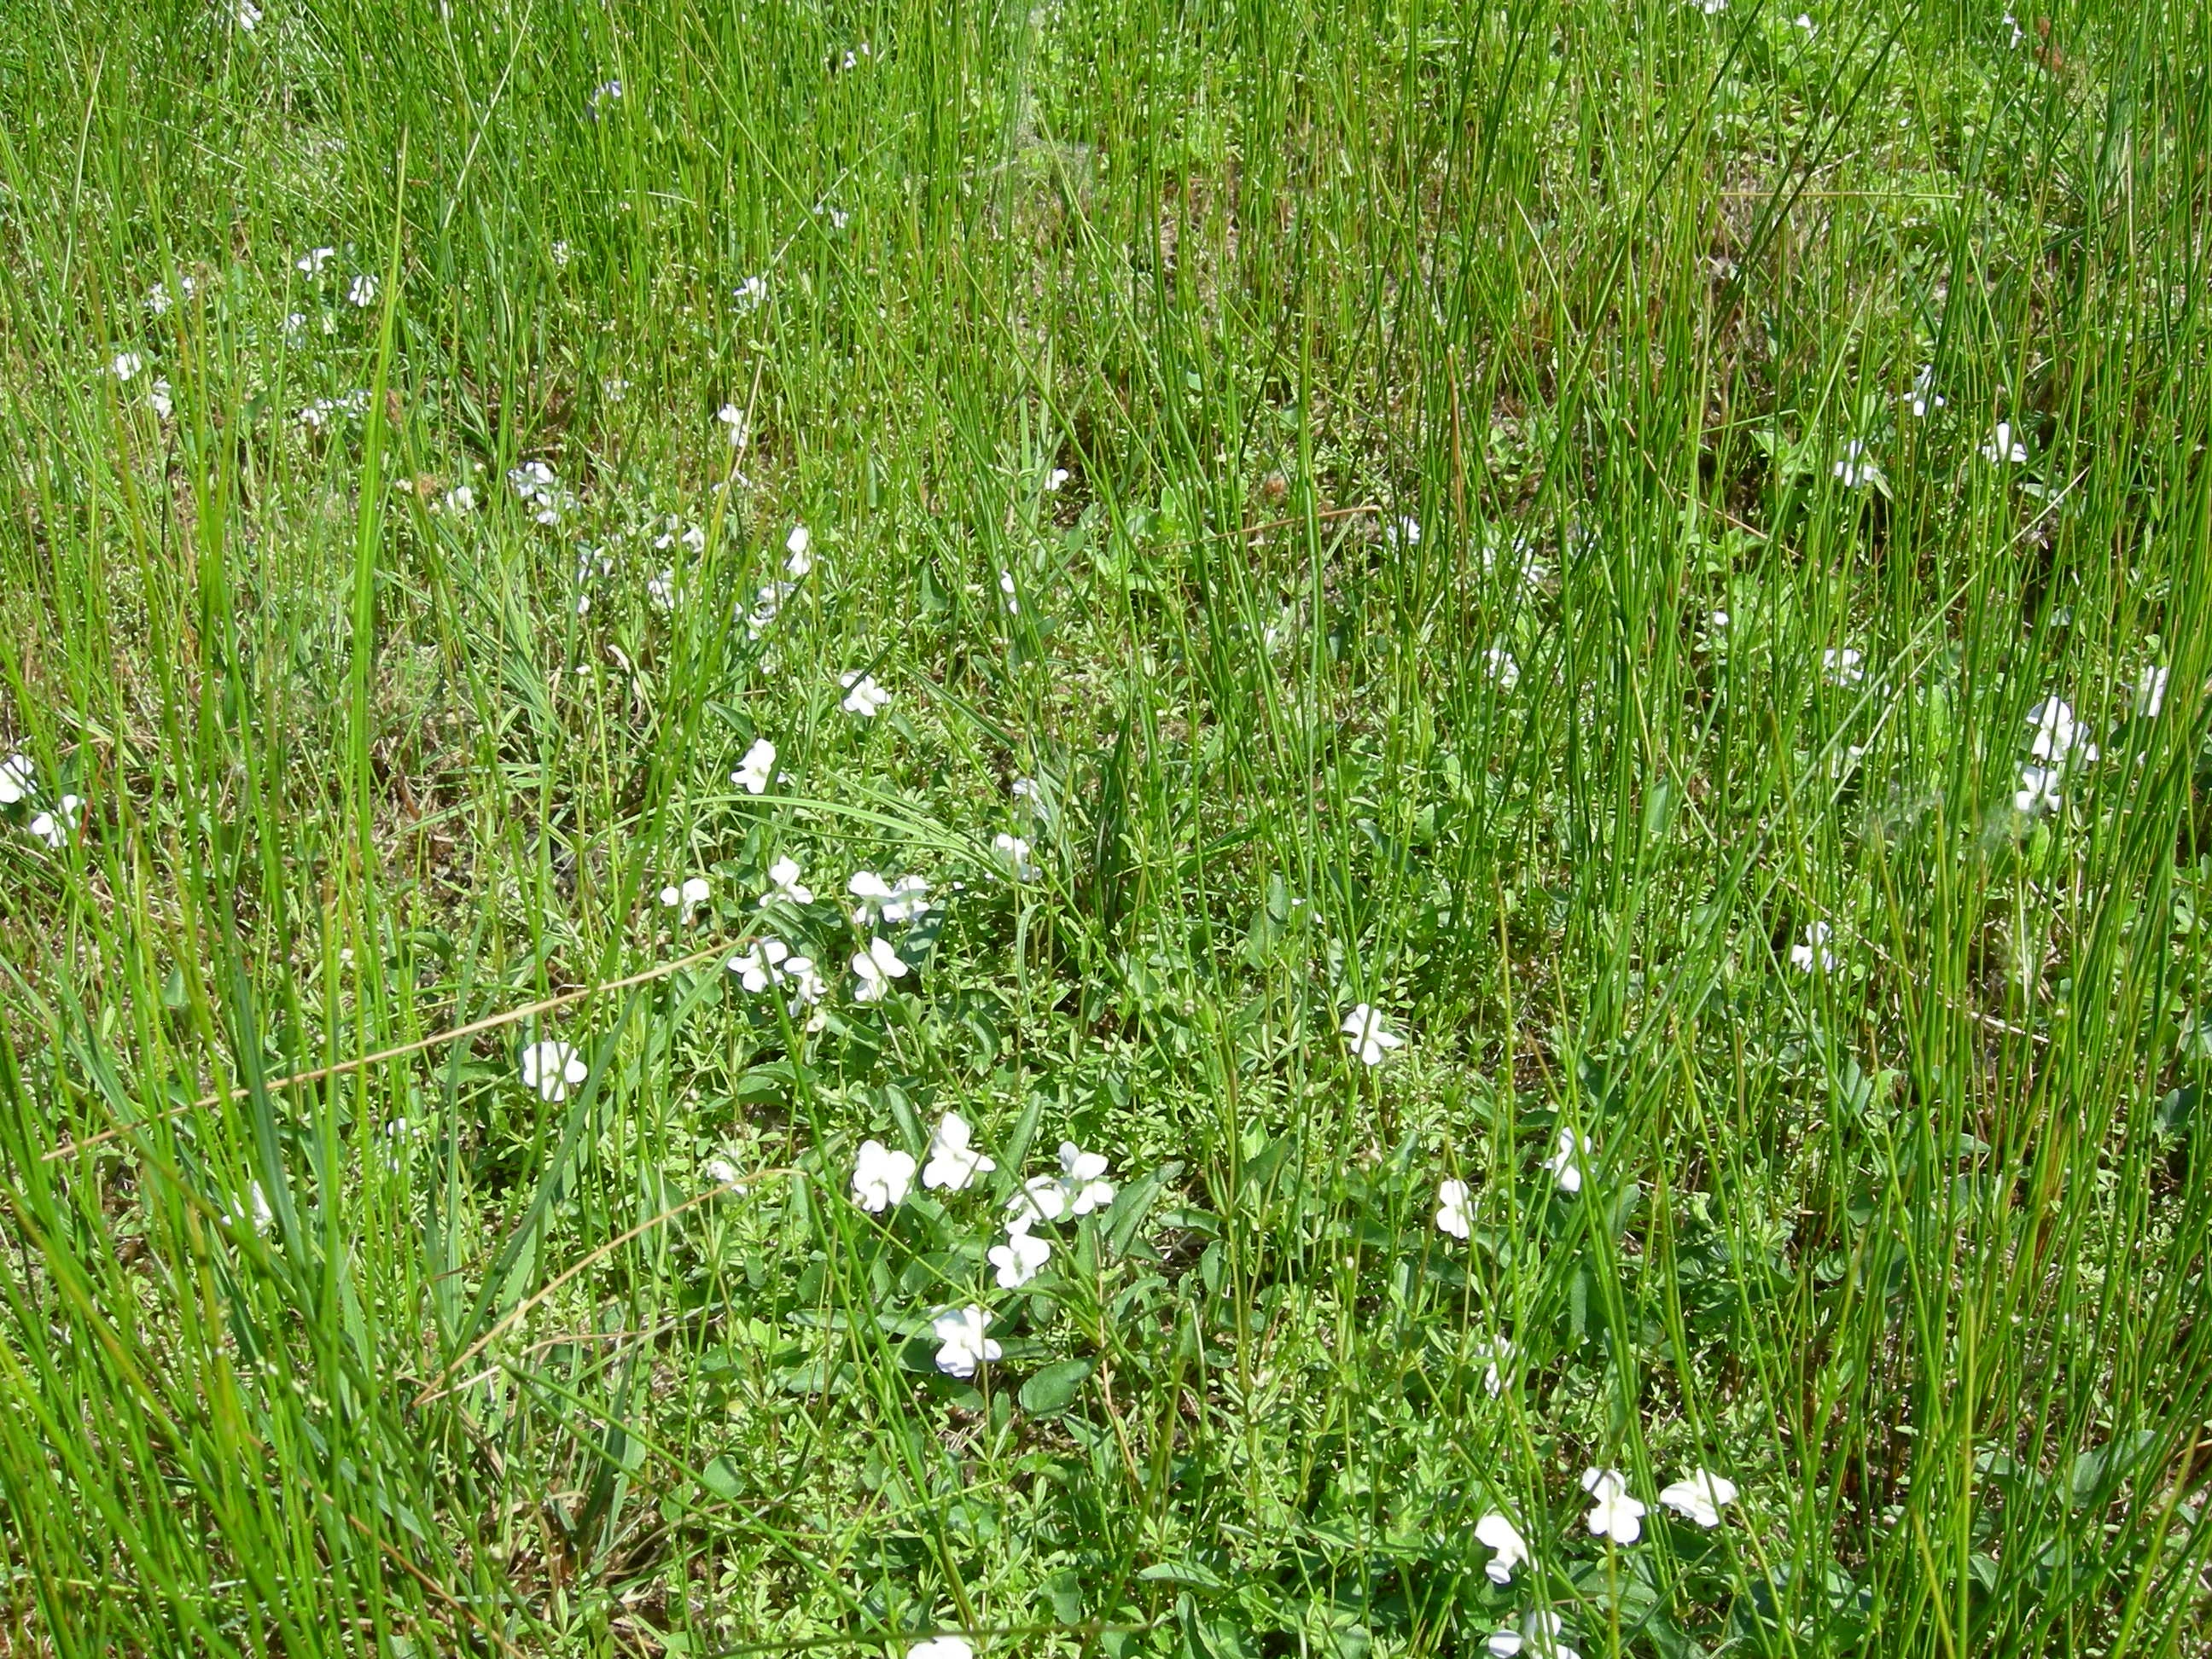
top-left (295, 247), bottom-right (336, 275)
top-left (998, 570), bottom-right (1019, 614)
top-left (727, 937), bottom-right (792, 993)
top-left (1790, 920), bottom-right (1837, 972)
top-left (2015, 763), bottom-right (2063, 817)
top-left (732, 274), bottom-right (769, 314)
top-left (1007, 1141), bottom-right (1115, 1227)
top-left (732, 738), bottom-right (776, 795)
top-left (1488, 1611), bottom-right (1579, 1659)
top-left (1581, 1467), bottom-right (1646, 1544)
top-left (1982, 422), bottom-right (2029, 465)
top-left (782, 957), bottom-right (826, 1024)
top-left (2139, 667), bottom-right (2170, 719)
top-left (1340, 1004), bottom-right (1403, 1067)
top-left (1483, 647), bottom-right (1520, 690)
top-left (1907, 366), bottom-right (1946, 417)
top-left (1475, 1512), bottom-right (1529, 1584)
top-left (761, 855), bottom-right (813, 906)
top-left (815, 203), bottom-right (850, 230)
top-left (647, 568), bottom-right (676, 609)
top-left (840, 670), bottom-right (890, 718)
top-left (1010, 777), bottom-right (1047, 819)
top-left (2027, 698), bottom-right (2096, 765)
top-left (1822, 647), bottom-right (1865, 686)
top-left (659, 876), bottom-right (711, 921)
top-left (1479, 1336), bottom-right (1516, 1396)
top-left (1045, 468), bottom-right (1070, 491)
top-left (519, 1040), bottom-right (589, 1103)
top-left (591, 78), bottom-right (624, 104)
top-left (702, 1154), bottom-right (748, 1193)
top-left (111, 352), bottom-right (144, 382)
top-left (849, 871), bottom-right (930, 925)
top-left (850, 1138), bottom-right (916, 1211)
top-left (988, 1227), bottom-right (1051, 1288)
top-left (930, 1305), bottom-right (1000, 1377)
top-left (346, 273), bottom-right (378, 308)
top-left (27, 795), bottom-right (82, 849)
top-left (851, 936), bottom-right (909, 1001)
top-left (1656, 1469), bottom-right (1738, 1528)
top-left (992, 832), bottom-right (1039, 882)
top-left (142, 377), bottom-right (171, 418)
top-left (1435, 1178), bottom-right (1472, 1239)
top-left (441, 484), bottom-right (474, 515)
top-left (776, 524), bottom-right (812, 579)
top-left (907, 1639), bottom-right (974, 1659)
top-left (923, 1112), bottom-right (998, 1192)
top-left (1794, 10), bottom-right (1815, 31)
top-left (1385, 515), bottom-right (1421, 550)
top-left (0, 754), bottom-right (30, 805)
top-left (715, 403), bottom-right (748, 448)
top-left (1832, 439), bottom-right (1881, 489)
top-left (1541, 1127), bottom-right (1590, 1193)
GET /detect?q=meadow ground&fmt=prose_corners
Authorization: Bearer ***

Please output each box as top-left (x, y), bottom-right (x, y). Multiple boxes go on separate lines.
top-left (3, 0), bottom-right (2211, 1654)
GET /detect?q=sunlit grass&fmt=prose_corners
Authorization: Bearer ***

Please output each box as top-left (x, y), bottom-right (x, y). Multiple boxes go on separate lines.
top-left (3, 1), bottom-right (2211, 1655)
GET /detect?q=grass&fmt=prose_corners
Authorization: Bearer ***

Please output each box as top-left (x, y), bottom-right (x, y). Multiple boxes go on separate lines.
top-left (2, 0), bottom-right (2211, 1653)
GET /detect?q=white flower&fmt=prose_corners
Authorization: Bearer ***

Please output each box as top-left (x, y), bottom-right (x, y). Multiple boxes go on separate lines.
top-left (998, 570), bottom-right (1019, 614)
top-left (111, 352), bottom-right (143, 382)
top-left (717, 403), bottom-right (748, 446)
top-left (849, 870), bottom-right (931, 925)
top-left (2027, 697), bottom-right (2095, 765)
top-left (732, 738), bottom-right (777, 795)
top-left (1981, 422), bottom-right (2029, 465)
top-left (1479, 1336), bottom-right (1515, 1397)
top-left (992, 832), bottom-right (1039, 882)
top-left (850, 1138), bottom-right (916, 1212)
top-left (1483, 647), bottom-right (1521, 690)
top-left (1907, 366), bottom-right (1945, 417)
top-left (1340, 1004), bottom-right (1403, 1067)
top-left (1541, 1127), bottom-right (1590, 1193)
top-left (520, 1039), bottom-right (589, 1102)
top-left (245, 1181), bottom-right (274, 1233)
top-left (1790, 920), bottom-right (1837, 971)
top-left (148, 379), bottom-right (174, 419)
top-left (442, 484), bottom-right (474, 515)
top-left (27, 795), bottom-right (82, 848)
top-left (930, 1305), bottom-right (1000, 1377)
top-left (346, 273), bottom-right (378, 308)
top-left (1385, 515), bottom-right (1421, 550)
top-left (989, 1228), bottom-right (1051, 1287)
top-left (2015, 763), bottom-right (2063, 817)
top-left (727, 937), bottom-right (792, 993)
top-left (0, 754), bottom-right (32, 804)
top-left (1489, 1611), bottom-right (1579, 1659)
top-left (1832, 439), bottom-right (1881, 488)
top-left (1008, 1140), bottom-right (1115, 1227)
top-left (851, 936), bottom-right (909, 1001)
top-left (1435, 1179), bottom-right (1472, 1239)
top-left (1689, 0), bottom-right (1726, 10)
top-left (923, 1113), bottom-right (998, 1191)
top-left (703, 1155), bottom-right (748, 1193)
top-left (841, 671), bottom-right (890, 717)
top-left (648, 568), bottom-right (676, 610)
top-left (909, 1639), bottom-right (975, 1659)
top-left (659, 876), bottom-right (711, 921)
top-left (1822, 646), bottom-right (1865, 686)
top-left (1045, 468), bottom-right (1070, 491)
top-left (295, 247), bottom-right (336, 275)
top-left (1010, 776), bottom-right (1047, 819)
top-left (1474, 1512), bottom-right (1529, 1585)
top-left (234, 0), bottom-right (262, 31)
top-left (1656, 1469), bottom-right (1738, 1528)
top-left (1794, 11), bottom-right (1815, 32)
top-left (782, 957), bottom-right (826, 1023)
top-left (549, 240), bottom-right (571, 269)
top-left (1581, 1467), bottom-right (1646, 1543)
top-left (815, 202), bottom-right (850, 230)
top-left (784, 523), bottom-right (812, 576)
top-left (761, 855), bottom-right (814, 905)
top-left (2139, 667), bottom-right (2170, 719)
top-left (507, 461), bottom-right (570, 525)
top-left (732, 274), bottom-right (770, 315)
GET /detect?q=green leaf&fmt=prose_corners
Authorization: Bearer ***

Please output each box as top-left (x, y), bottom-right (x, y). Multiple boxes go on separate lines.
top-left (1019, 1357), bottom-right (1094, 1415)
